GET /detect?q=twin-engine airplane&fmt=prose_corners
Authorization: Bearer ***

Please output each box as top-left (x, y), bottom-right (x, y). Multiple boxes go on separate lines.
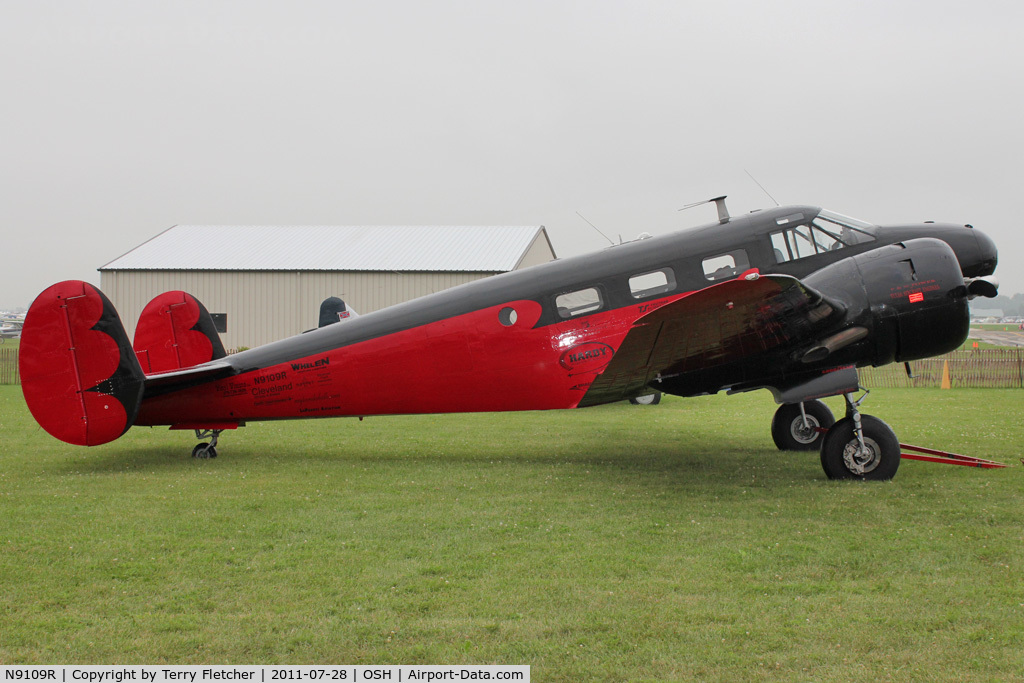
top-left (20, 199), bottom-right (999, 480)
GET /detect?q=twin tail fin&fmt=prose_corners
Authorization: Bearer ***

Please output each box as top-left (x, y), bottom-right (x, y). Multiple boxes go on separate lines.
top-left (133, 290), bottom-right (226, 373)
top-left (20, 283), bottom-right (225, 446)
top-left (20, 281), bottom-right (145, 446)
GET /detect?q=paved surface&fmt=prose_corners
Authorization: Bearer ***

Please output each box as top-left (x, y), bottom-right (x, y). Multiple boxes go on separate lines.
top-left (968, 328), bottom-right (1024, 347)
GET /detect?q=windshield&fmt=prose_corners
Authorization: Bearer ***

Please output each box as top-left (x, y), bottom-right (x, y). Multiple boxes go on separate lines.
top-left (817, 209), bottom-right (876, 231)
top-left (770, 209), bottom-right (877, 263)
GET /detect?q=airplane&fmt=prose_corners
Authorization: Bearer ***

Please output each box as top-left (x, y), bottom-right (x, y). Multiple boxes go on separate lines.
top-left (18, 198), bottom-right (999, 480)
top-left (1, 318), bottom-right (23, 342)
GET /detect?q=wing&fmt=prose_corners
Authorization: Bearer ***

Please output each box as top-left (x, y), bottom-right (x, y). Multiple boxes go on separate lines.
top-left (578, 274), bottom-right (844, 406)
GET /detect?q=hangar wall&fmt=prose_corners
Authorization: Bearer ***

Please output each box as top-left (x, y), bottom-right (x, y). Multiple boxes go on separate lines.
top-left (100, 270), bottom-right (492, 350)
top-left (515, 231), bottom-right (559, 270)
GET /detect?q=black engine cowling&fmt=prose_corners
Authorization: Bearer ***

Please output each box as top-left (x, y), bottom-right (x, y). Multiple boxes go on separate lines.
top-left (804, 238), bottom-right (971, 367)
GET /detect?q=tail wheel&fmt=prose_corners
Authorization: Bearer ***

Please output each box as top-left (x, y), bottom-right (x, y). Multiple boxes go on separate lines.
top-left (192, 443), bottom-right (218, 459)
top-left (191, 428), bottom-right (223, 459)
top-left (820, 415), bottom-right (900, 480)
top-left (771, 400), bottom-right (834, 451)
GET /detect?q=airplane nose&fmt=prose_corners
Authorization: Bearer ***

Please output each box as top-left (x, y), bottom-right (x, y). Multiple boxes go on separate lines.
top-left (971, 228), bottom-right (998, 276)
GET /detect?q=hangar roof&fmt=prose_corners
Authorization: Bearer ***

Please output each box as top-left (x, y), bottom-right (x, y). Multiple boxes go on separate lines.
top-left (101, 225), bottom-right (552, 272)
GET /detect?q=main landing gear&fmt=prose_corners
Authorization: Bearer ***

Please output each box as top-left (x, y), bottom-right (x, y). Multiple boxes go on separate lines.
top-left (771, 399), bottom-right (835, 451)
top-left (772, 391), bottom-right (901, 480)
top-left (192, 429), bottom-right (223, 459)
top-left (629, 391), bottom-right (662, 405)
top-left (820, 392), bottom-right (900, 480)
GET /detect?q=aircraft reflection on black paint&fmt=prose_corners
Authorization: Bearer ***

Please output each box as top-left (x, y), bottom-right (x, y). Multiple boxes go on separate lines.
top-left (20, 198), bottom-right (999, 479)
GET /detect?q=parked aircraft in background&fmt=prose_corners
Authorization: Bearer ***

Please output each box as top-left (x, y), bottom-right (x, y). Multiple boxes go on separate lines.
top-left (1, 318), bottom-right (23, 342)
top-left (19, 199), bottom-right (999, 479)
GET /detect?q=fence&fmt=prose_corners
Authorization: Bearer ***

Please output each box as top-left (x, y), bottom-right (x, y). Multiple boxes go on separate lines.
top-left (859, 348), bottom-right (1024, 389)
top-left (0, 347), bottom-right (1022, 388)
top-left (0, 347), bottom-right (17, 385)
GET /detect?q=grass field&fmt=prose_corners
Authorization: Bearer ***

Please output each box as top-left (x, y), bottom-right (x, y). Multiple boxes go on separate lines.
top-left (1, 385), bottom-right (1022, 680)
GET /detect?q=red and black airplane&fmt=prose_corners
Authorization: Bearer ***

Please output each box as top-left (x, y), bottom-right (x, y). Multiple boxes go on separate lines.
top-left (19, 200), bottom-right (999, 480)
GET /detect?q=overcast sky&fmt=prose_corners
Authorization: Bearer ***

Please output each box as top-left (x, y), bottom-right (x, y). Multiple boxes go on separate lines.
top-left (2, 0), bottom-right (1021, 310)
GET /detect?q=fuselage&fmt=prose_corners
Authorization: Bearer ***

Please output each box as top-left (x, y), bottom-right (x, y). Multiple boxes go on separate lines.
top-left (134, 206), bottom-right (997, 427)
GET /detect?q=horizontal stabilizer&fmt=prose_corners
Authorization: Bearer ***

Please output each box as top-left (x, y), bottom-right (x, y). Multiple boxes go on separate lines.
top-left (143, 360), bottom-right (234, 389)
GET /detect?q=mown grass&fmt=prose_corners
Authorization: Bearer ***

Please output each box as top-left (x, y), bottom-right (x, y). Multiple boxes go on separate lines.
top-left (1, 386), bottom-right (1022, 680)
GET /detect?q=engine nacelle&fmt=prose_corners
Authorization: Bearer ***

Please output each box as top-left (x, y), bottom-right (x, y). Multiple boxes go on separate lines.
top-left (805, 238), bottom-right (970, 367)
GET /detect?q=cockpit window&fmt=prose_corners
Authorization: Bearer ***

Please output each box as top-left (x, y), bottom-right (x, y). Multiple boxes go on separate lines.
top-left (771, 216), bottom-right (875, 263)
top-left (815, 212), bottom-right (876, 246)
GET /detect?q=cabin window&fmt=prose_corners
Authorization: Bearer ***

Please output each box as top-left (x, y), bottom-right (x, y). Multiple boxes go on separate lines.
top-left (702, 249), bottom-right (750, 281)
top-left (555, 288), bottom-right (603, 318)
top-left (629, 268), bottom-right (676, 299)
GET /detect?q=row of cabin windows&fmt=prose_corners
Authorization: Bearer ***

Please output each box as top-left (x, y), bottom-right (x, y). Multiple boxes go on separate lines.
top-left (554, 254), bottom-right (746, 320)
top-left (554, 267), bottom-right (679, 319)
top-left (552, 218), bottom-right (876, 320)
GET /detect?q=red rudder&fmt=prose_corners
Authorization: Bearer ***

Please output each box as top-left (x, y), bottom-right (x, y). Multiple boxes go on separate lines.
top-left (133, 291), bottom-right (227, 373)
top-left (19, 281), bottom-right (145, 446)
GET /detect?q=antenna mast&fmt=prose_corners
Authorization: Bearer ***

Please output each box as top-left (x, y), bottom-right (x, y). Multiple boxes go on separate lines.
top-left (744, 170), bottom-right (780, 207)
top-left (575, 211), bottom-right (615, 245)
top-left (679, 196), bottom-right (731, 224)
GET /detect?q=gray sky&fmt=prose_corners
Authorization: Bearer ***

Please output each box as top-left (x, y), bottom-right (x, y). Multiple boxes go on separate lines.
top-left (2, 0), bottom-right (1022, 310)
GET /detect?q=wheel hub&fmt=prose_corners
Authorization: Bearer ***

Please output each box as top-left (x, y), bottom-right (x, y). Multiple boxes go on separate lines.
top-left (790, 416), bottom-right (820, 444)
top-left (842, 436), bottom-right (882, 475)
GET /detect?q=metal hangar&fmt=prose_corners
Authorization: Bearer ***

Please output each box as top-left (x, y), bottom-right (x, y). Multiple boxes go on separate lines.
top-left (100, 225), bottom-right (556, 349)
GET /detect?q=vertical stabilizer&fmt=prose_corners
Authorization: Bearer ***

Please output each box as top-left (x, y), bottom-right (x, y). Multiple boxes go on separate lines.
top-left (20, 281), bottom-right (145, 446)
top-left (133, 291), bottom-right (227, 373)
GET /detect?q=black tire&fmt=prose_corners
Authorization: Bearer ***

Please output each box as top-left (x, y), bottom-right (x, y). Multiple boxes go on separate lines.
top-left (771, 400), bottom-right (834, 451)
top-left (192, 443), bottom-right (217, 459)
top-left (629, 392), bottom-right (662, 406)
top-left (819, 415), bottom-right (900, 480)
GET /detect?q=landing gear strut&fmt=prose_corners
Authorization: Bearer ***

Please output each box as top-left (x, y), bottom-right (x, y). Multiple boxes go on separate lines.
top-left (771, 400), bottom-right (835, 451)
top-left (192, 429), bottom-right (222, 459)
top-left (819, 391), bottom-right (900, 480)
